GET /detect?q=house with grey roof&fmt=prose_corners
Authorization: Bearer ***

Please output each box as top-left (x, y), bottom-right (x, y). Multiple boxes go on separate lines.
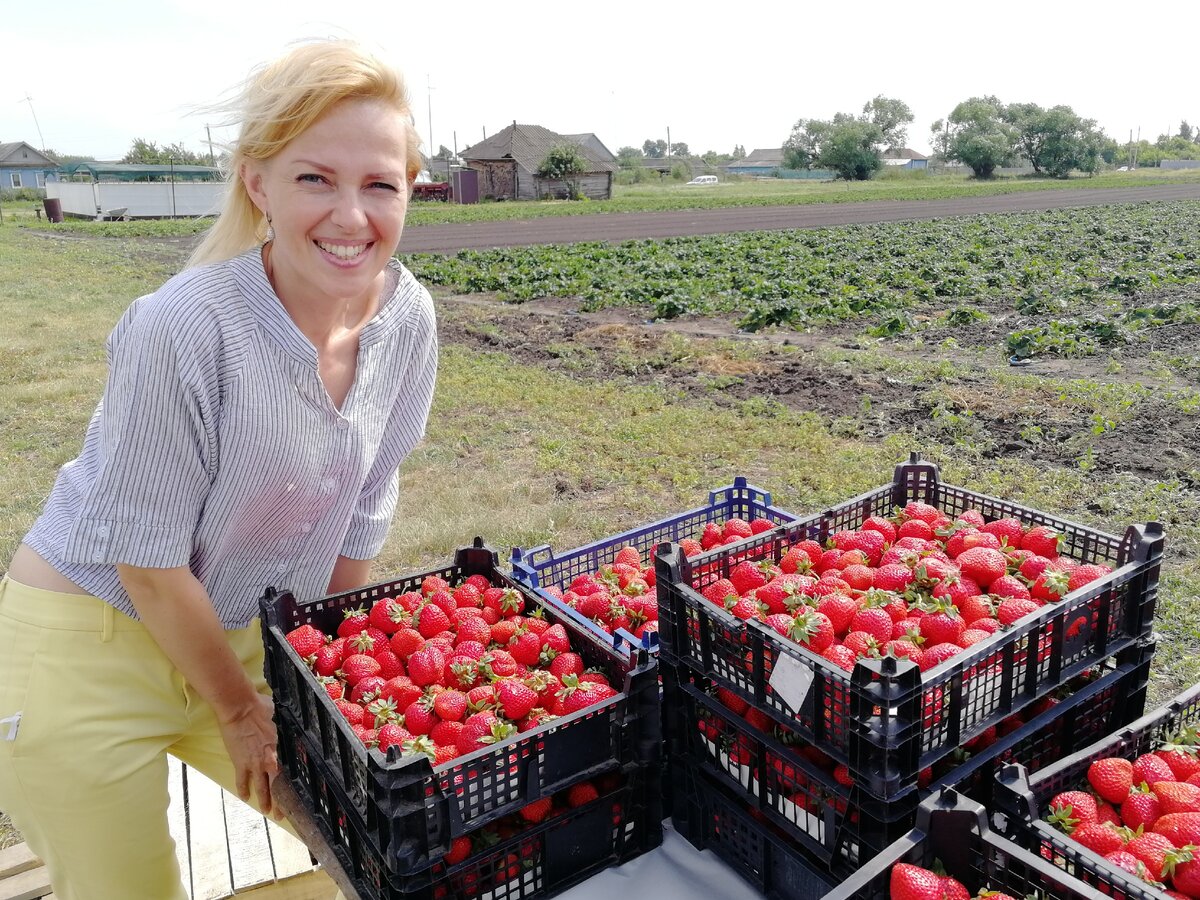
top-left (460, 123), bottom-right (617, 201)
top-left (0, 141), bottom-right (58, 192)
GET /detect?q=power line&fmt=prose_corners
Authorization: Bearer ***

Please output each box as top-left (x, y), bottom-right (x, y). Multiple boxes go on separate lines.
top-left (19, 92), bottom-right (46, 150)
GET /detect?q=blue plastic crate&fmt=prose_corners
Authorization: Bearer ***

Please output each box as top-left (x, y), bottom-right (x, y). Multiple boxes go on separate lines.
top-left (510, 477), bottom-right (804, 658)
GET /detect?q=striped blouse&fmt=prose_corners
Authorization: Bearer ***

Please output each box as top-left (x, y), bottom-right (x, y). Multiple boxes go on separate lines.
top-left (24, 247), bottom-right (439, 628)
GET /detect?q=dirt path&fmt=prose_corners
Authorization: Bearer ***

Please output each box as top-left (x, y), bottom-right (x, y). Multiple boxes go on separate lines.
top-left (399, 183), bottom-right (1200, 253)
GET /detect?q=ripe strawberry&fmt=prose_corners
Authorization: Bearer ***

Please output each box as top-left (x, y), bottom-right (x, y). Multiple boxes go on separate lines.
top-left (335, 699), bottom-right (365, 726)
top-left (784, 609), bottom-right (834, 652)
top-left (918, 608), bottom-right (964, 647)
top-left (367, 597), bottom-right (406, 635)
top-left (988, 575), bottom-right (1031, 602)
top-left (1088, 757), bottom-right (1134, 805)
top-left (1154, 781), bottom-right (1200, 815)
top-left (889, 863), bottom-right (947, 900)
top-left (1068, 563), bottom-right (1112, 593)
top-left (997, 597), bottom-right (1041, 626)
top-left (285, 624), bottom-right (326, 659)
top-left (1047, 791), bottom-right (1099, 831)
top-left (567, 781), bottom-right (600, 808)
top-left (918, 643), bottom-right (962, 670)
top-left (349, 675), bottom-right (386, 706)
top-left (701, 578), bottom-right (738, 606)
top-left (549, 652), bottom-right (584, 681)
top-left (406, 646), bottom-right (446, 687)
top-left (1152, 812), bottom-right (1200, 846)
top-left (314, 641), bottom-right (345, 677)
top-left (444, 835), bottom-right (473, 866)
top-left (340, 653), bottom-right (382, 687)
top-left (1031, 565), bottom-right (1072, 603)
top-left (902, 501), bottom-right (942, 524)
top-left (897, 519), bottom-right (935, 542)
top-left (403, 698), bottom-right (438, 736)
top-left (729, 560), bottom-right (772, 595)
top-left (981, 517), bottom-right (1025, 548)
top-left (433, 690), bottom-right (468, 722)
top-left (1070, 821), bottom-right (1126, 857)
top-left (483, 587), bottom-right (525, 617)
top-left (1123, 784), bottom-right (1164, 831)
top-left (1103, 849), bottom-right (1154, 882)
top-left (430, 720), bottom-right (464, 748)
top-left (416, 603), bottom-right (452, 639)
top-left (374, 649), bottom-right (404, 680)
top-left (1021, 525), bottom-right (1062, 558)
top-left (377, 723), bottom-right (412, 753)
top-left (862, 515), bottom-right (897, 544)
top-left (822, 643), bottom-right (857, 671)
top-left (1159, 746), bottom-right (1200, 782)
top-left (1126, 831), bottom-right (1177, 881)
top-left (954, 547), bottom-right (1008, 589)
top-left (456, 712), bottom-right (516, 755)
top-left (1168, 855), bottom-right (1200, 899)
top-left (507, 630), bottom-right (543, 666)
top-left (389, 627), bottom-right (425, 661)
top-left (336, 606), bottom-right (370, 638)
top-left (520, 797), bottom-right (554, 824)
top-left (421, 575), bottom-right (451, 596)
top-left (497, 679), bottom-right (539, 721)
top-left (848, 607), bottom-right (894, 644)
top-left (1134, 753), bottom-right (1178, 788)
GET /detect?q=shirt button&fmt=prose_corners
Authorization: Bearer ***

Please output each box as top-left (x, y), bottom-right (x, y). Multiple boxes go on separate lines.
top-left (92, 552), bottom-right (105, 563)
top-left (276, 562), bottom-right (288, 574)
top-left (95, 525), bottom-right (110, 538)
top-left (300, 523), bottom-right (313, 534)
top-left (321, 479), bottom-right (336, 494)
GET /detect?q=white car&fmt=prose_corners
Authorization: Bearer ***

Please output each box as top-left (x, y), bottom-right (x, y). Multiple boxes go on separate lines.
top-left (685, 175), bottom-right (718, 186)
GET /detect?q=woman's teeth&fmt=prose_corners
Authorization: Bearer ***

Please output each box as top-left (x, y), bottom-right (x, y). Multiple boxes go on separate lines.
top-left (316, 241), bottom-right (368, 259)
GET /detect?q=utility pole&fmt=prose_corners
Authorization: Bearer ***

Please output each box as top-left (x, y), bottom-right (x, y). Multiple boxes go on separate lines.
top-left (205, 124), bottom-right (215, 167)
top-left (20, 93), bottom-right (46, 151)
top-left (667, 126), bottom-right (671, 162)
top-left (426, 75), bottom-right (434, 171)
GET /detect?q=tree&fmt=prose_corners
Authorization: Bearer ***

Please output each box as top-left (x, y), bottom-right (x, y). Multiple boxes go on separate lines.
top-left (941, 96), bottom-right (1016, 178)
top-left (121, 138), bottom-right (207, 166)
top-left (1002, 103), bottom-right (1105, 177)
top-left (929, 120), bottom-right (952, 162)
top-left (616, 146), bottom-right (643, 169)
top-left (819, 116), bottom-right (885, 180)
top-left (670, 141), bottom-right (689, 157)
top-left (862, 95), bottom-right (914, 152)
top-left (1179, 120), bottom-right (1194, 143)
top-left (642, 139), bottom-right (667, 158)
top-left (731, 145), bottom-right (746, 160)
top-left (537, 143), bottom-right (588, 199)
top-left (782, 118), bottom-right (828, 169)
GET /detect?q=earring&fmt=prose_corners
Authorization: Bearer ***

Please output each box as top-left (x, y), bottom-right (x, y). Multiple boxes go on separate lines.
top-left (265, 213), bottom-right (274, 243)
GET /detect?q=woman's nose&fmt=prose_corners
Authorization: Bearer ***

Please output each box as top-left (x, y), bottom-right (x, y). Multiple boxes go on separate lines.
top-left (331, 190), bottom-right (367, 230)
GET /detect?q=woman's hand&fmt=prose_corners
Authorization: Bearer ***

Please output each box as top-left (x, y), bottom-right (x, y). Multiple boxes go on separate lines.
top-left (217, 692), bottom-right (281, 817)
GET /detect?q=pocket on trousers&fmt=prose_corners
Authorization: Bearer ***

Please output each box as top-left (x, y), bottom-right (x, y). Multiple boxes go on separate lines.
top-left (0, 645), bottom-right (43, 762)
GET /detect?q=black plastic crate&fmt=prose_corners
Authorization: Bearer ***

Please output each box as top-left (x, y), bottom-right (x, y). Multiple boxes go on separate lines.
top-left (822, 789), bottom-right (1121, 900)
top-left (663, 639), bottom-right (1154, 874)
top-left (259, 539), bottom-right (661, 876)
top-left (279, 723), bottom-right (663, 899)
top-left (993, 681), bottom-right (1200, 900)
top-left (510, 476), bottom-right (803, 657)
top-left (671, 763), bottom-right (839, 900)
top-left (654, 453), bottom-right (1164, 798)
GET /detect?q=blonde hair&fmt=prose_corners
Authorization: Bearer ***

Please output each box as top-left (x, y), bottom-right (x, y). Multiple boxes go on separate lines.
top-left (188, 39), bottom-right (423, 268)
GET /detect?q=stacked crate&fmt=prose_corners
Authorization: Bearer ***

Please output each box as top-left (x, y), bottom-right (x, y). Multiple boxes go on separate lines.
top-left (655, 455), bottom-right (1164, 891)
top-left (993, 682), bottom-right (1200, 900)
top-left (259, 539), bottom-right (663, 900)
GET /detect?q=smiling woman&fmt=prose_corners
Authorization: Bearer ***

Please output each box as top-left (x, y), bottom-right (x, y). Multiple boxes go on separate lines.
top-left (0, 38), bottom-right (437, 900)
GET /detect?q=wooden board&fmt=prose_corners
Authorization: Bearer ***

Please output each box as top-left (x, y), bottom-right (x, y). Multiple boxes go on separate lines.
top-left (167, 755), bottom-right (193, 894)
top-left (184, 765), bottom-right (235, 900)
top-left (264, 818), bottom-right (317, 881)
top-left (223, 791), bottom-right (275, 892)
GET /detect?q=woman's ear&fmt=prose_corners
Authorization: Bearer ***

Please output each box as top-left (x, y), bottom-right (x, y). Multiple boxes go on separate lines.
top-left (240, 160), bottom-right (268, 215)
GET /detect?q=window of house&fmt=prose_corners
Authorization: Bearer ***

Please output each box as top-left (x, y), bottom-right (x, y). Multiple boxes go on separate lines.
top-left (36, 172), bottom-right (46, 188)
top-left (10, 173), bottom-right (22, 189)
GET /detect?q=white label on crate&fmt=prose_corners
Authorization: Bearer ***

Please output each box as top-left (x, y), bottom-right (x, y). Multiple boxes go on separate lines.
top-left (1, 712), bottom-right (20, 741)
top-left (768, 653), bottom-right (815, 713)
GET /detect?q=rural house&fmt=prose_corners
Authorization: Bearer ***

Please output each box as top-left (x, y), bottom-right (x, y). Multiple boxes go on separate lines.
top-left (723, 147), bottom-right (785, 177)
top-left (882, 148), bottom-right (929, 169)
top-left (0, 141), bottom-right (58, 191)
top-left (461, 123), bottom-right (617, 201)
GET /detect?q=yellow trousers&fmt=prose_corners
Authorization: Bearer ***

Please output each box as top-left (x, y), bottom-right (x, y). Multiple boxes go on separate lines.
top-left (0, 575), bottom-right (336, 900)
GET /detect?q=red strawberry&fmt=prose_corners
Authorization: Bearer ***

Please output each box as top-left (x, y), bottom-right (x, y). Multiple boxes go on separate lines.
top-left (889, 863), bottom-right (946, 900)
top-left (336, 606), bottom-right (370, 638)
top-left (1126, 831), bottom-right (1177, 881)
top-left (377, 722), bottom-right (412, 753)
top-left (1031, 565), bottom-right (1072, 603)
top-left (1123, 785), bottom-right (1164, 831)
top-left (1068, 563), bottom-right (1112, 593)
top-left (1153, 812), bottom-right (1200, 846)
top-left (997, 597), bottom-right (1041, 626)
top-left (389, 627), bottom-right (425, 661)
top-left (406, 646), bottom-right (446, 687)
top-left (567, 781), bottom-right (599, 807)
top-left (335, 699), bottom-right (365, 726)
top-left (902, 501), bottom-right (941, 524)
top-left (784, 609), bottom-right (834, 652)
top-left (988, 575), bottom-right (1031, 602)
top-left (1089, 757), bottom-right (1134, 805)
top-left (507, 630), bottom-right (543, 666)
top-left (1047, 791), bottom-right (1099, 831)
top-left (340, 653), bottom-right (382, 687)
top-left (701, 578), bottom-right (738, 606)
top-left (1134, 753), bottom-right (1178, 788)
top-left (520, 797), bottom-right (554, 824)
top-left (433, 690), bottom-right (468, 722)
top-left (285, 624), bottom-right (326, 659)
top-left (445, 835), bottom-right (473, 866)
top-left (416, 603), bottom-right (452, 639)
top-left (456, 712), bottom-right (516, 755)
top-left (729, 560), bottom-right (772, 595)
top-left (497, 679), bottom-right (539, 721)
top-left (314, 641), bottom-right (344, 677)
top-left (1021, 525), bottom-right (1062, 558)
top-left (549, 652), bottom-right (584, 681)
top-left (1103, 849), bottom-right (1154, 882)
top-left (981, 517), bottom-right (1025, 547)
top-left (368, 597), bottom-right (407, 635)
top-left (1071, 821), bottom-right (1126, 857)
top-left (1155, 781), bottom-right (1200, 815)
top-left (1159, 746), bottom-right (1200, 782)
top-left (848, 607), bottom-right (894, 644)
top-left (430, 720), bottom-right (464, 748)
top-left (918, 608), bottom-right (964, 647)
top-left (954, 547), bottom-right (1008, 589)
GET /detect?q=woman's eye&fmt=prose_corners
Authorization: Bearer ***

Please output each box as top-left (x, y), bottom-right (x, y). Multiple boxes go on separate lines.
top-left (371, 182), bottom-right (398, 192)
top-left (297, 173), bottom-right (325, 184)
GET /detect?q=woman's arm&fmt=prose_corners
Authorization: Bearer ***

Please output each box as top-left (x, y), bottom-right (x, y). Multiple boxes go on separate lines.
top-left (328, 555), bottom-right (373, 595)
top-left (117, 563), bottom-right (279, 817)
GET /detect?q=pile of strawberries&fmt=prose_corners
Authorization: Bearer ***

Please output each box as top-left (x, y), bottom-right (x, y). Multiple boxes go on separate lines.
top-left (1046, 729), bottom-right (1200, 897)
top-left (545, 517), bottom-right (778, 642)
top-left (284, 573), bottom-right (619, 773)
top-left (889, 862), bottom-right (1017, 900)
top-left (691, 500), bottom-right (1111, 673)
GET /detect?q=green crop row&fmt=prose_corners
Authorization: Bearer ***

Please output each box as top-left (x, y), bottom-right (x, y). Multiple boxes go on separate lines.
top-left (407, 202), bottom-right (1200, 351)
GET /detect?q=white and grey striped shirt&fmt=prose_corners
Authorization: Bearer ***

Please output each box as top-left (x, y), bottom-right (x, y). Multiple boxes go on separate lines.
top-left (24, 247), bottom-right (438, 628)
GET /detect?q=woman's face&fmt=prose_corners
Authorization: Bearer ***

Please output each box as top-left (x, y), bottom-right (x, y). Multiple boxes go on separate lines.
top-left (242, 98), bottom-right (411, 311)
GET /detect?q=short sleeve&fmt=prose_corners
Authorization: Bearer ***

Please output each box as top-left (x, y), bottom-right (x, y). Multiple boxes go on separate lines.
top-left (339, 301), bottom-right (439, 560)
top-left (61, 300), bottom-right (216, 569)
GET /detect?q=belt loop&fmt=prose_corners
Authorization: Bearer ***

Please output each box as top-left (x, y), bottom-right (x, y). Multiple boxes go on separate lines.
top-left (101, 602), bottom-right (115, 643)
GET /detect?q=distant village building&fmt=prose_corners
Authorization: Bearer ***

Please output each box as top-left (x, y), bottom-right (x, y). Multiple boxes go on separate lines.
top-left (723, 148), bottom-right (786, 177)
top-left (0, 142), bottom-right (58, 191)
top-left (461, 123), bottom-right (618, 201)
top-left (882, 148), bottom-right (929, 169)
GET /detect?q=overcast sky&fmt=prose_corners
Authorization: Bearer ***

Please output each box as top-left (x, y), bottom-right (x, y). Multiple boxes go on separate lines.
top-left (4, 0), bottom-right (1197, 163)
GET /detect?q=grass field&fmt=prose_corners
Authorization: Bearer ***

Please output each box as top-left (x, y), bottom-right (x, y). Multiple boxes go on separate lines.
top-left (2, 200), bottom-right (1199, 850)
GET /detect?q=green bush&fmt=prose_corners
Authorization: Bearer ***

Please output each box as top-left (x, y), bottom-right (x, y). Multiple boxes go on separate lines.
top-left (0, 188), bottom-right (45, 202)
